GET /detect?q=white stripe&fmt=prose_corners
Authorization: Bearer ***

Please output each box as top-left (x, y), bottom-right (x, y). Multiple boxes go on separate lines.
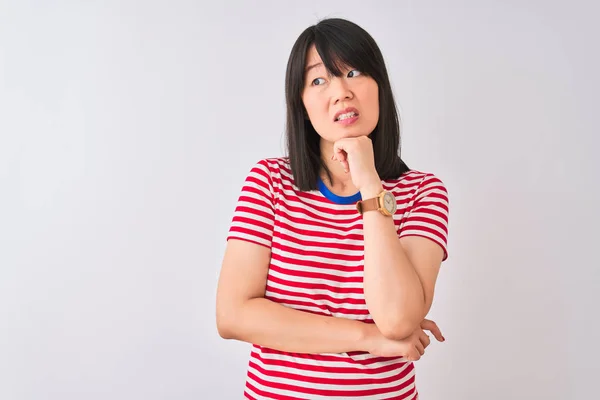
top-left (274, 236), bottom-right (364, 257)
top-left (265, 290), bottom-right (369, 312)
top-left (230, 220), bottom-right (272, 237)
top-left (232, 160), bottom-right (444, 398)
top-left (246, 361), bottom-right (415, 399)
top-left (267, 268), bottom-right (364, 288)
top-left (228, 231), bottom-right (270, 246)
top-left (276, 211), bottom-right (363, 238)
top-left (400, 218), bottom-right (447, 240)
top-left (252, 348), bottom-right (405, 367)
top-left (236, 191), bottom-right (273, 212)
top-left (266, 280), bottom-right (366, 301)
top-left (269, 256), bottom-right (365, 278)
top-left (233, 209), bottom-right (273, 226)
top-left (274, 225), bottom-right (365, 247)
top-left (253, 348), bottom-right (409, 368)
top-left (250, 352), bottom-right (410, 380)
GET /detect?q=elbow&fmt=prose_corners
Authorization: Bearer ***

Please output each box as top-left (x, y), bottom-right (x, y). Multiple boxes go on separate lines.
top-left (216, 318), bottom-right (234, 339)
top-left (216, 309), bottom-right (238, 339)
top-left (377, 314), bottom-right (423, 341)
top-left (379, 322), bottom-right (415, 341)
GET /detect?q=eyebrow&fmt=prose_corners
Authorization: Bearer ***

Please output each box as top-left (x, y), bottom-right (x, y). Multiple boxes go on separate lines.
top-left (305, 62), bottom-right (323, 73)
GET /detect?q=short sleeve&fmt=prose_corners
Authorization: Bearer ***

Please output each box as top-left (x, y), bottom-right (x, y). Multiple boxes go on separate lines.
top-left (398, 174), bottom-right (450, 261)
top-left (226, 159), bottom-right (276, 249)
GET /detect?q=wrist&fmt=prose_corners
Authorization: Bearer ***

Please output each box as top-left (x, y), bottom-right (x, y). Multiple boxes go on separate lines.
top-left (359, 179), bottom-right (383, 199)
top-left (359, 322), bottom-right (379, 353)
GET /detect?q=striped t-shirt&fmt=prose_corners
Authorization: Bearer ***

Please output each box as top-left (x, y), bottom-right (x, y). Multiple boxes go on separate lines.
top-left (227, 157), bottom-right (449, 399)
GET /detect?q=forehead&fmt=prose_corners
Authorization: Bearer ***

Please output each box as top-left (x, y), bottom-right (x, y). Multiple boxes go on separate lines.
top-left (305, 46), bottom-right (321, 63)
top-left (304, 46), bottom-right (324, 71)
top-left (304, 45), bottom-right (351, 77)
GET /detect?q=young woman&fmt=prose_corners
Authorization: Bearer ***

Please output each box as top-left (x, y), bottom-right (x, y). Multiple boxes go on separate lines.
top-left (216, 17), bottom-right (450, 399)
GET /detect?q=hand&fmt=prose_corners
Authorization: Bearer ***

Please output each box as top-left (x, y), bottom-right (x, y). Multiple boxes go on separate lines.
top-left (420, 318), bottom-right (445, 343)
top-left (331, 136), bottom-right (380, 192)
top-left (365, 319), bottom-right (445, 361)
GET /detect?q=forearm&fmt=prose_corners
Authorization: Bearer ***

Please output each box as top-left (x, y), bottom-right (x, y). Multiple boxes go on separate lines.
top-left (361, 184), bottom-right (426, 339)
top-left (221, 297), bottom-right (372, 354)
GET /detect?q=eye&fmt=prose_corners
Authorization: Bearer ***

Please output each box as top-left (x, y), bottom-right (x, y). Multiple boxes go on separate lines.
top-left (311, 77), bottom-right (326, 86)
top-left (348, 69), bottom-right (362, 78)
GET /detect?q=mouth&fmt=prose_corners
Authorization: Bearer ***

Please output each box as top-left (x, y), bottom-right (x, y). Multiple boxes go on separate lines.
top-left (334, 107), bottom-right (360, 122)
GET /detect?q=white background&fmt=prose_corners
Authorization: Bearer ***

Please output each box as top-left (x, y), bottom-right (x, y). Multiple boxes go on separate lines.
top-left (1, 0), bottom-right (598, 399)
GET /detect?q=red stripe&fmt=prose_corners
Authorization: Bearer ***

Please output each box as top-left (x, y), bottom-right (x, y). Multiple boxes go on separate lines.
top-left (268, 262), bottom-right (364, 284)
top-left (272, 242), bottom-right (364, 264)
top-left (279, 212), bottom-right (364, 234)
top-left (268, 296), bottom-right (371, 316)
top-left (384, 386), bottom-right (417, 400)
top-left (245, 381), bottom-right (303, 400)
top-left (409, 206), bottom-right (449, 226)
top-left (403, 217), bottom-right (447, 237)
top-left (243, 389), bottom-right (257, 400)
top-left (400, 220), bottom-right (447, 241)
top-left (230, 159), bottom-right (448, 396)
top-left (266, 285), bottom-right (366, 306)
top-left (413, 197), bottom-right (449, 213)
top-left (274, 231), bottom-right (365, 251)
top-left (248, 359), bottom-right (412, 386)
top-left (228, 226), bottom-right (271, 244)
top-left (267, 274), bottom-right (365, 295)
top-left (258, 347), bottom-right (393, 365)
top-left (227, 236), bottom-right (271, 249)
top-left (246, 369), bottom-right (415, 397)
top-left (250, 351), bottom-right (407, 375)
top-left (274, 219), bottom-right (365, 241)
top-left (234, 203), bottom-right (274, 221)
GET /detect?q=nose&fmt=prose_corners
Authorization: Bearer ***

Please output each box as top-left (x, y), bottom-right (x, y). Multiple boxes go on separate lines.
top-left (330, 76), bottom-right (353, 104)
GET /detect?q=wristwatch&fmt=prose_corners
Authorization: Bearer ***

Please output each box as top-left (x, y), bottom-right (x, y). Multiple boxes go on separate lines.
top-left (356, 190), bottom-right (397, 216)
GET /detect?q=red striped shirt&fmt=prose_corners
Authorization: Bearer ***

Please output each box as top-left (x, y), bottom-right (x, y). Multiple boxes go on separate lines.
top-left (227, 157), bottom-right (449, 399)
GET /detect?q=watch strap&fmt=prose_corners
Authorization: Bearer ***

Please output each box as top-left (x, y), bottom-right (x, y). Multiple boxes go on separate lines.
top-left (356, 196), bottom-right (380, 214)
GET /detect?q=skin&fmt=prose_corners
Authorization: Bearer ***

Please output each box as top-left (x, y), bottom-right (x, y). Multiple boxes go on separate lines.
top-left (215, 45), bottom-right (446, 362)
top-left (302, 45), bottom-right (446, 341)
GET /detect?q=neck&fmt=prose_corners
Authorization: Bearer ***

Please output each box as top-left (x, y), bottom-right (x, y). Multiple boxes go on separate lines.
top-left (319, 139), bottom-right (359, 195)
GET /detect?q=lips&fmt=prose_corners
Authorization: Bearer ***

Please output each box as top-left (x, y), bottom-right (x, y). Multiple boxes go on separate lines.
top-left (334, 107), bottom-right (360, 121)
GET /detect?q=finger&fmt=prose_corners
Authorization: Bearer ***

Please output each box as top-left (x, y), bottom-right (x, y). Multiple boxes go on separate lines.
top-left (332, 141), bottom-right (348, 157)
top-left (334, 149), bottom-right (347, 163)
top-left (415, 341), bottom-right (425, 356)
top-left (333, 138), bottom-right (352, 153)
top-left (421, 319), bottom-right (445, 342)
top-left (333, 148), bottom-right (349, 172)
top-left (342, 160), bottom-right (349, 172)
top-left (407, 348), bottom-right (421, 361)
top-left (419, 332), bottom-right (431, 349)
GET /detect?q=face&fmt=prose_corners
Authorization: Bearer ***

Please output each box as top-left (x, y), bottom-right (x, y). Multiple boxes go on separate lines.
top-left (301, 45), bottom-right (379, 144)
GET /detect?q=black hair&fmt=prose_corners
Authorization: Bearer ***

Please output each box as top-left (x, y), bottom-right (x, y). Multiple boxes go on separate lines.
top-left (284, 18), bottom-right (410, 191)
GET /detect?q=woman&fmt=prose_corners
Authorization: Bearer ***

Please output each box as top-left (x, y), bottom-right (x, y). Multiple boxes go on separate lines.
top-left (216, 17), bottom-right (449, 399)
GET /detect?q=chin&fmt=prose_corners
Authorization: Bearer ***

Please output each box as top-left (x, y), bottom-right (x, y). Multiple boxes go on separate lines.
top-left (341, 128), bottom-right (371, 139)
top-left (319, 125), bottom-right (372, 143)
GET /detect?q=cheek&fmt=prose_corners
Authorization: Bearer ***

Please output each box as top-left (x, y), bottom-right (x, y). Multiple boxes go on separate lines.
top-left (368, 87), bottom-right (380, 120)
top-left (359, 89), bottom-right (378, 119)
top-left (301, 93), bottom-right (314, 114)
top-left (303, 95), bottom-right (328, 120)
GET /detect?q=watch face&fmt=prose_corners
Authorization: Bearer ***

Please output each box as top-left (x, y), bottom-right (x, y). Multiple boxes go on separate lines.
top-left (382, 192), bottom-right (397, 214)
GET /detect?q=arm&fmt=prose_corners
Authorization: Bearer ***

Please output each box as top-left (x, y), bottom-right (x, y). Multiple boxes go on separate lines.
top-left (216, 238), bottom-right (373, 354)
top-left (360, 179), bottom-right (447, 340)
top-left (219, 160), bottom-right (379, 354)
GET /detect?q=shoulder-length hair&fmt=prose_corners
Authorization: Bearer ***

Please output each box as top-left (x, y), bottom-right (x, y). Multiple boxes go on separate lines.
top-left (284, 18), bottom-right (410, 191)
